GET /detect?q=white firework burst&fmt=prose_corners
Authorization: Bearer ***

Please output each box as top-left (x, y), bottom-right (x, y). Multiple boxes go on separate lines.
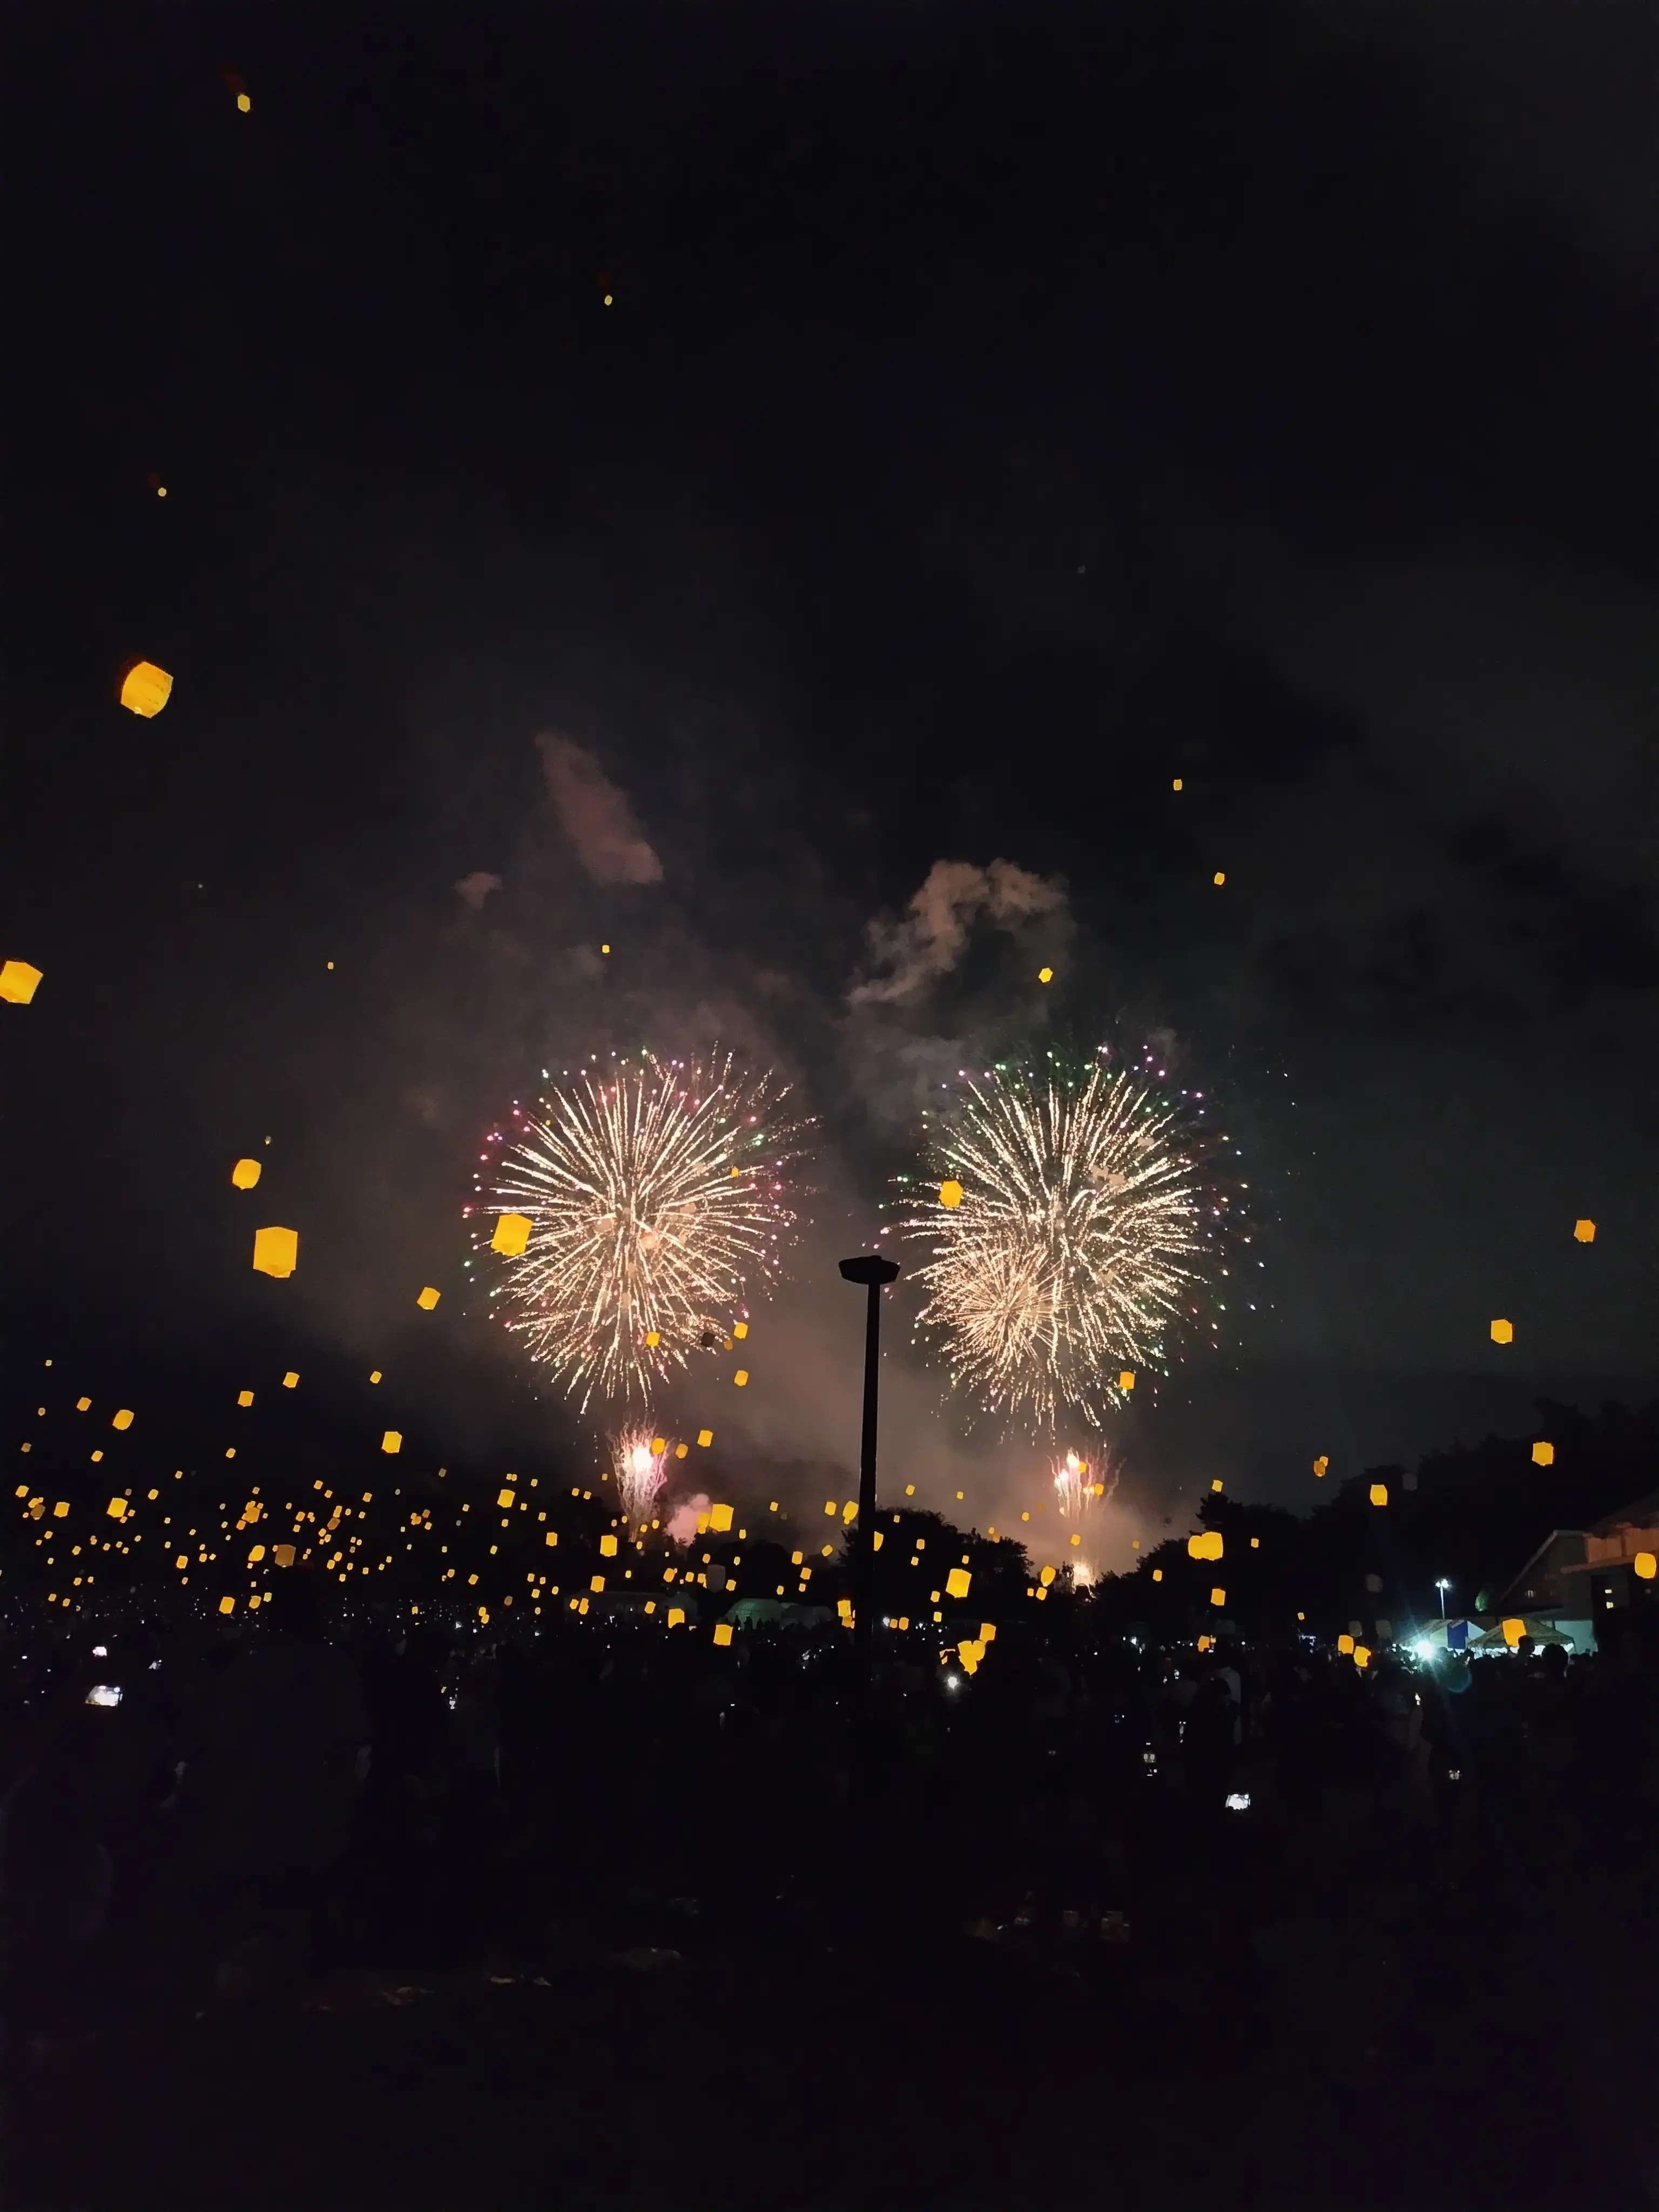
top-left (471, 1049), bottom-right (809, 1410)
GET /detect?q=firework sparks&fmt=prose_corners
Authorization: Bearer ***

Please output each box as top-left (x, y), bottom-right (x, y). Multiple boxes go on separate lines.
top-left (610, 1425), bottom-right (673, 1522)
top-left (471, 1050), bottom-right (809, 1410)
top-left (901, 1055), bottom-right (1228, 1431)
top-left (1054, 1447), bottom-right (1091, 1519)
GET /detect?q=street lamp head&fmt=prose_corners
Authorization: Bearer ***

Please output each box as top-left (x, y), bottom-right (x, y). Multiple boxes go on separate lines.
top-left (840, 1254), bottom-right (900, 1288)
top-left (1435, 1578), bottom-right (1452, 1591)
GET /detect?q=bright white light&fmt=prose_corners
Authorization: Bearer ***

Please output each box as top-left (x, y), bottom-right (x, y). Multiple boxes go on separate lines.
top-left (1224, 1791), bottom-right (1250, 1812)
top-left (92, 1644), bottom-right (108, 1657)
top-left (85, 1684), bottom-right (122, 1708)
top-left (945, 1674), bottom-right (961, 1691)
top-left (1413, 1640), bottom-right (1435, 1661)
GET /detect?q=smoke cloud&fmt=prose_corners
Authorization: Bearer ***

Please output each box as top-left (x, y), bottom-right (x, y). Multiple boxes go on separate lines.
top-left (849, 858), bottom-right (1067, 1006)
top-left (664, 1494), bottom-right (710, 1545)
top-left (454, 871), bottom-right (504, 909)
top-left (536, 733), bottom-right (665, 887)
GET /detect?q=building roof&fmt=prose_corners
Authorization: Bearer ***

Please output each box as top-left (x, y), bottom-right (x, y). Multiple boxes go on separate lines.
top-left (1589, 1489), bottom-right (1659, 1537)
top-left (1498, 1527), bottom-right (1587, 1611)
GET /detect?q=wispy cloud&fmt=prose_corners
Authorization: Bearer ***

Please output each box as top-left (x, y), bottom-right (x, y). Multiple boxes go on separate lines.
top-left (536, 733), bottom-right (664, 887)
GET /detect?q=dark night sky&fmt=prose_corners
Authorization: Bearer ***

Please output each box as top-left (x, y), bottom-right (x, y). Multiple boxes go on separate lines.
top-left (3, 3), bottom-right (1655, 1559)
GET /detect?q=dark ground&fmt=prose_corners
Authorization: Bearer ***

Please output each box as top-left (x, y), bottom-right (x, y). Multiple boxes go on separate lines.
top-left (9, 1688), bottom-right (1658, 2212)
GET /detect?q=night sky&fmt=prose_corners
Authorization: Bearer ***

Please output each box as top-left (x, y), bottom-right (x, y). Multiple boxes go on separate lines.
top-left (5, 4), bottom-right (1654, 1561)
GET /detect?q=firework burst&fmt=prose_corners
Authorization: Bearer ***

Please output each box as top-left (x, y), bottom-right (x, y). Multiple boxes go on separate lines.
top-left (900, 1053), bottom-right (1231, 1432)
top-left (470, 1049), bottom-right (809, 1410)
top-left (610, 1424), bottom-right (674, 1522)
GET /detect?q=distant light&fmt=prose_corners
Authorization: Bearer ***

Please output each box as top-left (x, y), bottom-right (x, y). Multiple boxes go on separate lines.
top-left (92, 1643), bottom-right (107, 1657)
top-left (1224, 1791), bottom-right (1250, 1813)
top-left (85, 1684), bottom-right (122, 1708)
top-left (1413, 1640), bottom-right (1435, 1661)
top-left (945, 1674), bottom-right (961, 1691)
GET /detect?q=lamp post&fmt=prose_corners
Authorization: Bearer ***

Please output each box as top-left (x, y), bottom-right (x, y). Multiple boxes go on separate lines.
top-left (1435, 1577), bottom-right (1452, 1624)
top-left (839, 1252), bottom-right (900, 1866)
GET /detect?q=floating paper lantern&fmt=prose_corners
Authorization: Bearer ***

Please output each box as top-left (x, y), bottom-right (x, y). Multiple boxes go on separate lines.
top-left (491, 1212), bottom-right (531, 1257)
top-left (713, 1622), bottom-right (733, 1647)
top-left (1119, 1370), bottom-right (1135, 1391)
top-left (381, 1431), bottom-right (402, 1454)
top-left (252, 1225), bottom-right (298, 1278)
top-left (0, 961), bottom-right (43, 1004)
top-left (119, 660), bottom-right (173, 717)
top-left (1037, 967), bottom-right (1053, 984)
top-left (1369, 1483), bottom-right (1388, 1507)
top-left (416, 1286), bottom-right (440, 1310)
top-left (1210, 1587), bottom-right (1226, 1607)
top-left (1313, 1455), bottom-right (1328, 1477)
top-left (1532, 1441), bottom-right (1555, 1467)
top-left (1490, 1318), bottom-right (1513, 1345)
top-left (1573, 1219), bottom-right (1595, 1244)
top-left (231, 1158), bottom-right (261, 1190)
top-left (697, 1429), bottom-right (712, 1447)
top-left (733, 1369), bottom-right (749, 1387)
top-left (282, 1371), bottom-right (299, 1388)
top-left (939, 1180), bottom-right (963, 1209)
top-left (112, 1408), bottom-right (133, 1431)
top-left (106, 1497), bottom-right (126, 1520)
top-left (1634, 1552), bottom-right (1656, 1581)
top-left (710, 1503), bottom-right (733, 1533)
top-left (946, 1567), bottom-right (971, 1600)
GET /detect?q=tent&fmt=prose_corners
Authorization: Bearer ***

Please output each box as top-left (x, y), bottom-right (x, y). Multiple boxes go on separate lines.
top-left (1466, 1614), bottom-right (1576, 1654)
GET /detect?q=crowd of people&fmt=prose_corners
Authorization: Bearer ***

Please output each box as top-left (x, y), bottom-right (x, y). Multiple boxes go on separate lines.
top-left (5, 1568), bottom-right (1656, 2049)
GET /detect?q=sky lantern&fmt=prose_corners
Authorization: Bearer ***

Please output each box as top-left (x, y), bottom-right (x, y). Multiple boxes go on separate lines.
top-left (0, 961), bottom-right (43, 1004)
top-left (252, 1226), bottom-right (298, 1278)
top-left (119, 660), bottom-right (173, 717)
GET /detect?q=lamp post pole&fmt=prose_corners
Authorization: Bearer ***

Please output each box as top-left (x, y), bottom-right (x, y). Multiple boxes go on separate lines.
top-left (1437, 1579), bottom-right (1451, 1625)
top-left (839, 1253), bottom-right (900, 1873)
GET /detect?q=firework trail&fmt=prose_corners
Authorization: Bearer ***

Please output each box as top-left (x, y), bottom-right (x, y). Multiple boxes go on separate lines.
top-left (901, 1054), bottom-right (1229, 1432)
top-left (471, 1049), bottom-right (809, 1410)
top-left (610, 1425), bottom-right (674, 1521)
top-left (1053, 1447), bottom-right (1092, 1519)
